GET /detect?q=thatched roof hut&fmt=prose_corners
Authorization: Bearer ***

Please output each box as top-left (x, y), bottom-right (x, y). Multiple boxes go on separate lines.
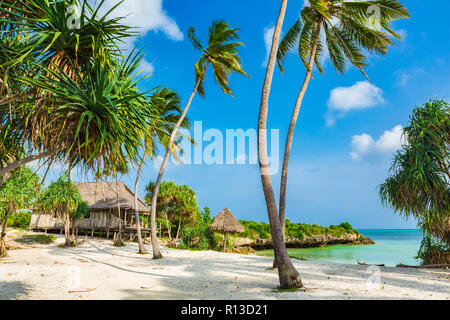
top-left (30, 182), bottom-right (150, 231)
top-left (209, 208), bottom-right (245, 252)
top-left (75, 182), bottom-right (150, 215)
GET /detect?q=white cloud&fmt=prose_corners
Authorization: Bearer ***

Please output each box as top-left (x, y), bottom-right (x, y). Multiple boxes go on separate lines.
top-left (262, 25), bottom-right (275, 67)
top-left (350, 134), bottom-right (375, 161)
top-left (396, 68), bottom-right (424, 87)
top-left (350, 125), bottom-right (406, 162)
top-left (96, 0), bottom-right (183, 74)
top-left (326, 81), bottom-right (384, 126)
top-left (98, 0), bottom-right (183, 41)
top-left (141, 60), bottom-right (155, 74)
top-left (397, 29), bottom-right (408, 40)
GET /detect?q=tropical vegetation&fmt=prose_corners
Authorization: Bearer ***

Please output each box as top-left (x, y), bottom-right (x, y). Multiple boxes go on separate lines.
top-left (0, 166), bottom-right (41, 257)
top-left (380, 99), bottom-right (450, 265)
top-left (34, 174), bottom-right (88, 247)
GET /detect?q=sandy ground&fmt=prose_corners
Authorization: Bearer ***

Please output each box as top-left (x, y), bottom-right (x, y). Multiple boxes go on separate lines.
top-left (1, 231), bottom-right (449, 300)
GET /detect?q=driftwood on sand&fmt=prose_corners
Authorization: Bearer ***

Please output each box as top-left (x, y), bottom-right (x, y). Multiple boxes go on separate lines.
top-left (357, 260), bottom-right (385, 267)
top-left (396, 263), bottom-right (450, 269)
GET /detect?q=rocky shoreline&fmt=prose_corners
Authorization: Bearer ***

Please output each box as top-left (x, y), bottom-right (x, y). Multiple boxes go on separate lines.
top-left (234, 233), bottom-right (375, 250)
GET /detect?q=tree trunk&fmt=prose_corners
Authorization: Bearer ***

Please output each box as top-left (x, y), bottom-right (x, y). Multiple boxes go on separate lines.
top-left (134, 155), bottom-right (148, 254)
top-left (149, 62), bottom-right (210, 260)
top-left (257, 0), bottom-right (303, 289)
top-left (113, 175), bottom-right (125, 247)
top-left (275, 22), bottom-right (322, 269)
top-left (175, 216), bottom-right (182, 242)
top-left (0, 213), bottom-right (9, 258)
top-left (165, 215), bottom-right (172, 241)
top-left (0, 149), bottom-right (58, 187)
top-left (64, 213), bottom-right (75, 247)
top-left (223, 233), bottom-right (227, 253)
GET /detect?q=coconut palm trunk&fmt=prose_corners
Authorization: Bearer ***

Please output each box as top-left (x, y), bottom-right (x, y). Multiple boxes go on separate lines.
top-left (274, 23), bottom-right (322, 268)
top-left (150, 64), bottom-right (209, 259)
top-left (258, 0), bottom-right (303, 289)
top-left (134, 155), bottom-right (148, 254)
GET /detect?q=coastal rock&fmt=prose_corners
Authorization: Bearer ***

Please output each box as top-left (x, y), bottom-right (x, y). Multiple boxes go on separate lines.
top-left (234, 233), bottom-right (374, 250)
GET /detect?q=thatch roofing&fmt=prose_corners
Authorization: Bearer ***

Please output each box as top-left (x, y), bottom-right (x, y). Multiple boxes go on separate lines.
top-left (74, 182), bottom-right (150, 215)
top-left (209, 207), bottom-right (245, 234)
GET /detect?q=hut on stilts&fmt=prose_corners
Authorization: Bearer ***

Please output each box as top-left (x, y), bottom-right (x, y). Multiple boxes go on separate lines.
top-left (29, 182), bottom-right (151, 240)
top-left (209, 207), bottom-right (245, 252)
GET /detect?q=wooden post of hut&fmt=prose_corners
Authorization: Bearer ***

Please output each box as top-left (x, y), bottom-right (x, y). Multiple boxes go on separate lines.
top-left (209, 208), bottom-right (245, 252)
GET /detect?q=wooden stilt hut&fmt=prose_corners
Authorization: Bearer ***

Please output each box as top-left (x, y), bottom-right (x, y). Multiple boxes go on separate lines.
top-left (209, 207), bottom-right (245, 252)
top-left (29, 182), bottom-right (150, 235)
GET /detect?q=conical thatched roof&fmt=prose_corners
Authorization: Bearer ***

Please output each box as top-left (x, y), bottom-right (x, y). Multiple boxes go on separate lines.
top-left (209, 207), bottom-right (245, 234)
top-left (74, 182), bottom-right (150, 214)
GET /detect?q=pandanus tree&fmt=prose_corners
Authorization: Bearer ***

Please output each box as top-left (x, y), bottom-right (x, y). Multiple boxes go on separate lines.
top-left (149, 20), bottom-right (248, 259)
top-left (273, 0), bottom-right (409, 267)
top-left (0, 166), bottom-right (41, 257)
top-left (0, 0), bottom-right (134, 184)
top-left (380, 99), bottom-right (450, 262)
top-left (35, 174), bottom-right (88, 247)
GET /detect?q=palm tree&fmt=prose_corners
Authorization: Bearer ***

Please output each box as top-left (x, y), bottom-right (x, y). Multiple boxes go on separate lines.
top-left (133, 88), bottom-right (185, 254)
top-left (35, 174), bottom-right (87, 247)
top-left (0, 0), bottom-right (134, 183)
top-left (380, 99), bottom-right (449, 244)
top-left (148, 20), bottom-right (248, 259)
top-left (257, 0), bottom-right (303, 290)
top-left (274, 0), bottom-right (409, 266)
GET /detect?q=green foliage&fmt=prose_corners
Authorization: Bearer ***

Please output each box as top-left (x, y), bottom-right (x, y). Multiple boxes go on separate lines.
top-left (7, 210), bottom-right (32, 229)
top-left (380, 99), bottom-right (450, 243)
top-left (239, 219), bottom-right (359, 239)
top-left (178, 207), bottom-right (217, 250)
top-left (145, 181), bottom-right (200, 234)
top-left (34, 174), bottom-right (86, 221)
top-left (15, 234), bottom-right (57, 245)
top-left (277, 0), bottom-right (409, 77)
top-left (0, 166), bottom-right (41, 221)
top-left (339, 222), bottom-right (353, 231)
top-left (188, 20), bottom-right (249, 97)
top-left (416, 235), bottom-right (450, 265)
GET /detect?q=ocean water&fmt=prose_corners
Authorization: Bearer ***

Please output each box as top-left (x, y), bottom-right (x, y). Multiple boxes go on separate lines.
top-left (257, 229), bottom-right (423, 267)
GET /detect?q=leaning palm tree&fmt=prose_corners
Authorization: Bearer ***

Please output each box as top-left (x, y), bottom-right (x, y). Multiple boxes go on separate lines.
top-left (257, 0), bottom-right (303, 290)
top-left (149, 20), bottom-right (248, 259)
top-left (274, 0), bottom-right (409, 266)
top-left (133, 88), bottom-right (185, 254)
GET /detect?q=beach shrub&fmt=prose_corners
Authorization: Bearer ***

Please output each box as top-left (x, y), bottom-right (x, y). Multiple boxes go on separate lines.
top-left (15, 234), bottom-right (56, 245)
top-left (416, 235), bottom-right (450, 265)
top-left (7, 210), bottom-right (32, 229)
top-left (340, 222), bottom-right (353, 231)
top-left (238, 220), bottom-right (359, 240)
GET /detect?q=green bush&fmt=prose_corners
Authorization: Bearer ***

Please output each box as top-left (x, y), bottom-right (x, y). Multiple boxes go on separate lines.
top-left (238, 220), bottom-right (358, 240)
top-left (416, 235), bottom-right (450, 265)
top-left (15, 234), bottom-right (56, 244)
top-left (340, 222), bottom-right (353, 231)
top-left (179, 225), bottom-right (217, 250)
top-left (7, 210), bottom-right (32, 229)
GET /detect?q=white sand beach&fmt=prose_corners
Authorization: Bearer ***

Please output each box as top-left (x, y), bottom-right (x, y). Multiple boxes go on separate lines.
top-left (1, 232), bottom-right (449, 300)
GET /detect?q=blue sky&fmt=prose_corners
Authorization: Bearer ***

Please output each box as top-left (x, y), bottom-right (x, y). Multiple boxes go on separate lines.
top-left (40, 0), bottom-right (450, 229)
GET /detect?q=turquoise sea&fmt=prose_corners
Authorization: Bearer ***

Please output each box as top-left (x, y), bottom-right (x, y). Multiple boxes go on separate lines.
top-left (257, 229), bottom-right (423, 267)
